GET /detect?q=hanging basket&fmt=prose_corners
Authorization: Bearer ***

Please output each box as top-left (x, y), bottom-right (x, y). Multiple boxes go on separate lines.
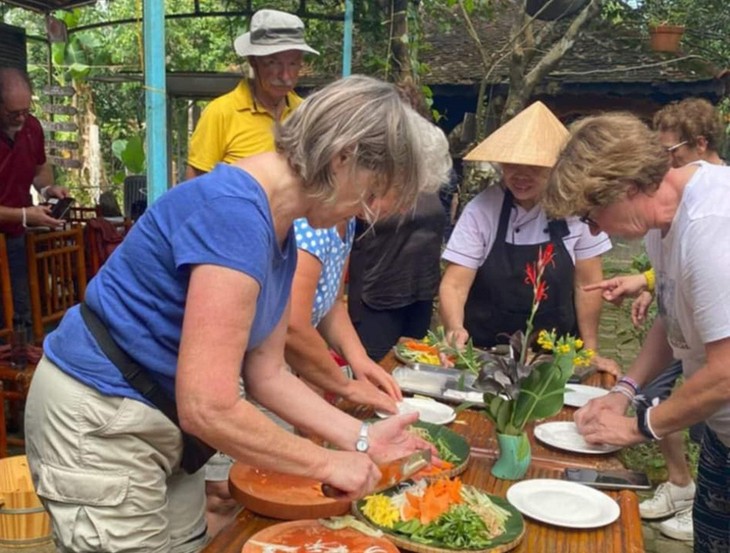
top-left (649, 25), bottom-right (685, 53)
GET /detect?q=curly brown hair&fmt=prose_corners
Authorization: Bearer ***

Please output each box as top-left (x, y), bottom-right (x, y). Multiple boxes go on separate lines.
top-left (653, 98), bottom-right (724, 153)
top-left (544, 112), bottom-right (670, 219)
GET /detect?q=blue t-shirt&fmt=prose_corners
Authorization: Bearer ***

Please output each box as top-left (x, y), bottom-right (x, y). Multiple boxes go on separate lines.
top-left (45, 164), bottom-right (297, 403)
top-left (294, 218), bottom-right (355, 327)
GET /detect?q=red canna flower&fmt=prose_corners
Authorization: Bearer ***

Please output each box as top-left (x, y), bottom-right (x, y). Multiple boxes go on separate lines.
top-left (519, 244), bottom-right (555, 364)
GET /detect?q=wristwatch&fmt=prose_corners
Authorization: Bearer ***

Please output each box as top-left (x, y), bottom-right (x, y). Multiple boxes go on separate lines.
top-left (355, 422), bottom-right (370, 453)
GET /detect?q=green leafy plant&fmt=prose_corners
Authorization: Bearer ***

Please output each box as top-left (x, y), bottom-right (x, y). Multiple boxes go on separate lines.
top-left (643, 0), bottom-right (690, 27)
top-left (473, 245), bottom-right (594, 435)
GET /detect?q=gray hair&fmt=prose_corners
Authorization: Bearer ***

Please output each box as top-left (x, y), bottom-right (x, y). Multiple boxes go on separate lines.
top-left (275, 75), bottom-right (451, 214)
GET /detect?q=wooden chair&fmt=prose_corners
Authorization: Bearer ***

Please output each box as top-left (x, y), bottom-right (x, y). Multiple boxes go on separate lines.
top-left (26, 227), bottom-right (87, 344)
top-left (84, 216), bottom-right (132, 278)
top-left (0, 236), bottom-right (16, 457)
top-left (66, 205), bottom-right (101, 226)
top-left (0, 235), bottom-right (38, 458)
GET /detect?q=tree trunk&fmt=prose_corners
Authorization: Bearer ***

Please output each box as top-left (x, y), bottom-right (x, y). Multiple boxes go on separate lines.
top-left (389, 0), bottom-right (411, 83)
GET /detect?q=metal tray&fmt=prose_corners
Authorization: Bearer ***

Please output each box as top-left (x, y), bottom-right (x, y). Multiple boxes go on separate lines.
top-left (393, 363), bottom-right (485, 406)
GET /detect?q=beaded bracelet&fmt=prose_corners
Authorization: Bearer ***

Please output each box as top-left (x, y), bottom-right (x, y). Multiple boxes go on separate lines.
top-left (618, 375), bottom-right (640, 394)
top-left (637, 406), bottom-right (662, 441)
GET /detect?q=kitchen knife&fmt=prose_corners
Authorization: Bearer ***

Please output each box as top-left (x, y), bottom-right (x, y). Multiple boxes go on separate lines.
top-left (322, 448), bottom-right (432, 498)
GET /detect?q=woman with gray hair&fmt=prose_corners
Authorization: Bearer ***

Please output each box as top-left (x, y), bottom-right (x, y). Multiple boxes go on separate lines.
top-left (545, 112), bottom-right (730, 553)
top-left (24, 75), bottom-right (441, 552)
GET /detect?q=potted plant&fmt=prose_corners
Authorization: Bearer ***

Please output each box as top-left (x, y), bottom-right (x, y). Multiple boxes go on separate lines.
top-left (472, 244), bottom-right (594, 479)
top-left (644, 0), bottom-right (688, 52)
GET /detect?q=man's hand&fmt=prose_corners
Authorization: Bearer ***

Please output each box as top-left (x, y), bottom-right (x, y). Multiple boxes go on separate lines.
top-left (44, 185), bottom-right (70, 199)
top-left (25, 205), bottom-right (63, 228)
top-left (631, 291), bottom-right (654, 327)
top-left (583, 274), bottom-right (648, 306)
top-left (574, 409), bottom-right (645, 447)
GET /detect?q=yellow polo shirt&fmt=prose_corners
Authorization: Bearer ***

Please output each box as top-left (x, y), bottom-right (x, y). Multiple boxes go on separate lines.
top-left (187, 80), bottom-right (302, 173)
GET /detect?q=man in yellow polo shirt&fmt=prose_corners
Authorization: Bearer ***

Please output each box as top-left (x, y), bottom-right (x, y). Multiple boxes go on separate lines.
top-left (185, 8), bottom-right (318, 178)
top-left (185, 8), bottom-right (318, 537)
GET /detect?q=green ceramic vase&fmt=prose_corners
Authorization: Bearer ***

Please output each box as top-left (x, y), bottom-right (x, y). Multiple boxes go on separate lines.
top-left (492, 432), bottom-right (531, 480)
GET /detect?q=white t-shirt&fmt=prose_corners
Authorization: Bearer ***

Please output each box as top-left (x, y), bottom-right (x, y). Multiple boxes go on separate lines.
top-left (646, 161), bottom-right (730, 445)
top-left (443, 185), bottom-right (612, 269)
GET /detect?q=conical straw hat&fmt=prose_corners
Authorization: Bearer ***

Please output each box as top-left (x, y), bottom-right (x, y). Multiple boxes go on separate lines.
top-left (464, 101), bottom-right (568, 167)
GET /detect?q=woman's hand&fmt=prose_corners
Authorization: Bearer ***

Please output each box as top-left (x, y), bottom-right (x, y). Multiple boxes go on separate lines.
top-left (350, 359), bottom-right (403, 402)
top-left (445, 327), bottom-right (469, 350)
top-left (343, 378), bottom-right (398, 414)
top-left (320, 449), bottom-right (382, 501)
top-left (367, 412), bottom-right (438, 465)
top-left (583, 274), bottom-right (648, 306)
top-left (590, 354), bottom-right (621, 378)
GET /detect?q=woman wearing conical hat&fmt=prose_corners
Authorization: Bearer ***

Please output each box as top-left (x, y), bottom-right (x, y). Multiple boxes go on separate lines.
top-left (438, 101), bottom-right (618, 374)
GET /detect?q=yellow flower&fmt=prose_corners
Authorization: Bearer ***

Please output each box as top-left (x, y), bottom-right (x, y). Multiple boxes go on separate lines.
top-left (558, 344), bottom-right (571, 354)
top-left (575, 338), bottom-right (584, 349)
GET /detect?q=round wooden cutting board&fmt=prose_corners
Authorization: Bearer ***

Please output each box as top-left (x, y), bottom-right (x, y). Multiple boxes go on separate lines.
top-left (241, 519), bottom-right (399, 553)
top-left (228, 462), bottom-right (351, 520)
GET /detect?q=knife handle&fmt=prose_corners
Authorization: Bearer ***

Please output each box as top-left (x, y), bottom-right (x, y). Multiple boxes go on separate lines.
top-left (321, 484), bottom-right (348, 499)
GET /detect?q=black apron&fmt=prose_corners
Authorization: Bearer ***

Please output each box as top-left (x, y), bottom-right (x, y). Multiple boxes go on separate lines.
top-left (463, 190), bottom-right (577, 348)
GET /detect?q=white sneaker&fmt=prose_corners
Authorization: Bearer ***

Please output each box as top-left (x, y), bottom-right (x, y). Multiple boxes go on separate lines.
top-left (659, 506), bottom-right (694, 541)
top-left (639, 481), bottom-right (696, 520)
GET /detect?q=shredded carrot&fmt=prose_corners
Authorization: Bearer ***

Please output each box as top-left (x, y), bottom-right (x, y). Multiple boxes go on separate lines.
top-left (400, 478), bottom-right (464, 525)
top-left (403, 341), bottom-right (440, 354)
top-left (413, 461), bottom-right (454, 478)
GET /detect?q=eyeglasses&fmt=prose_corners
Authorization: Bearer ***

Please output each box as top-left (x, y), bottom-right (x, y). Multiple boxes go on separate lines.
top-left (665, 140), bottom-right (688, 153)
top-left (579, 212), bottom-right (599, 228)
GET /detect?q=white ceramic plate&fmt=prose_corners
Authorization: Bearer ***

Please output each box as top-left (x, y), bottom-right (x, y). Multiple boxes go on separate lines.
top-left (376, 398), bottom-right (456, 425)
top-left (564, 384), bottom-right (610, 408)
top-left (534, 421), bottom-right (621, 454)
top-left (507, 478), bottom-right (620, 528)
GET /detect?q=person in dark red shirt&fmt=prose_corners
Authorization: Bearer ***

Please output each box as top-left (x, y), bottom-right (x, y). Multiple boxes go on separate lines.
top-left (0, 68), bottom-right (68, 330)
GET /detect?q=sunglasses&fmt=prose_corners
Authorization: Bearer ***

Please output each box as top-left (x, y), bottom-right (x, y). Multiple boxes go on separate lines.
top-left (579, 212), bottom-right (599, 228)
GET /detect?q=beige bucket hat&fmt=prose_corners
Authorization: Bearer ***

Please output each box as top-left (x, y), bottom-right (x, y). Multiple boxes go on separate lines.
top-left (464, 101), bottom-right (568, 167)
top-left (234, 9), bottom-right (320, 57)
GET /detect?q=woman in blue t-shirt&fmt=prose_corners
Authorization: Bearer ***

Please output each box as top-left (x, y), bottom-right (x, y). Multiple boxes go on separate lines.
top-left (24, 76), bottom-right (451, 552)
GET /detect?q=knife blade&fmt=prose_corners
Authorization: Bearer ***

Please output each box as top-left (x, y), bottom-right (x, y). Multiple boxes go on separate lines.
top-left (322, 449), bottom-right (432, 498)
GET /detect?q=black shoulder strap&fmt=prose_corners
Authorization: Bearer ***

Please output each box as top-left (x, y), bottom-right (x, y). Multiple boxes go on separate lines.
top-left (80, 302), bottom-right (179, 424)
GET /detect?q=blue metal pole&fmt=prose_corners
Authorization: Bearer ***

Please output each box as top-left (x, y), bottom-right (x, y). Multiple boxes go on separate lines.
top-left (342, 0), bottom-right (353, 77)
top-left (144, 0), bottom-right (167, 203)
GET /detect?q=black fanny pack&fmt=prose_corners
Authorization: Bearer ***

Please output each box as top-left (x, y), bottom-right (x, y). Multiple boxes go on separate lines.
top-left (80, 303), bottom-right (216, 474)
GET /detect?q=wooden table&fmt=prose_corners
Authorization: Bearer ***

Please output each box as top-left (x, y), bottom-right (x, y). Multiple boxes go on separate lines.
top-left (203, 352), bottom-right (643, 553)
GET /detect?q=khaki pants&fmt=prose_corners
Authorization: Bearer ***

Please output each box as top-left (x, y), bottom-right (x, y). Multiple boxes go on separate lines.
top-left (25, 357), bottom-right (209, 552)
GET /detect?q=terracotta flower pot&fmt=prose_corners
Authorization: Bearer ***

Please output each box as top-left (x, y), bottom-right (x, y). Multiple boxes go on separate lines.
top-left (649, 25), bottom-right (685, 53)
